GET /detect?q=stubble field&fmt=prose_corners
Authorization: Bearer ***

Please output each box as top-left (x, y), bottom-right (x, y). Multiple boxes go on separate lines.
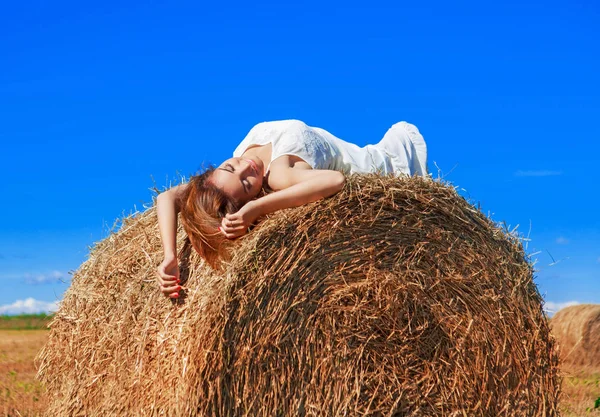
top-left (0, 329), bottom-right (48, 417)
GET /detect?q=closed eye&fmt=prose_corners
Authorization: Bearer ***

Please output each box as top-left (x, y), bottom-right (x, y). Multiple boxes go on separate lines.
top-left (218, 163), bottom-right (234, 173)
top-left (219, 163), bottom-right (249, 194)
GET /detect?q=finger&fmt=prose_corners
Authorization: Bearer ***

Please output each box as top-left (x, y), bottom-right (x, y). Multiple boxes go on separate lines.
top-left (222, 229), bottom-right (246, 239)
top-left (221, 224), bottom-right (246, 234)
top-left (169, 292), bottom-right (180, 299)
top-left (222, 230), bottom-right (238, 239)
top-left (160, 284), bottom-right (181, 295)
top-left (160, 280), bottom-right (178, 290)
top-left (222, 218), bottom-right (240, 228)
top-left (157, 267), bottom-right (177, 280)
top-left (158, 280), bottom-right (180, 291)
top-left (219, 226), bottom-right (240, 237)
top-left (161, 282), bottom-right (180, 292)
top-left (157, 274), bottom-right (179, 284)
top-left (158, 273), bottom-right (178, 282)
top-left (221, 224), bottom-right (247, 236)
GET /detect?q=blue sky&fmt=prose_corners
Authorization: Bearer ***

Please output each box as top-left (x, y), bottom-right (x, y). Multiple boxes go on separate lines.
top-left (1, 0), bottom-right (598, 315)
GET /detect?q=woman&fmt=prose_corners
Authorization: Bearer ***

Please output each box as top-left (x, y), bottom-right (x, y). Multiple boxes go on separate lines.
top-left (156, 119), bottom-right (428, 298)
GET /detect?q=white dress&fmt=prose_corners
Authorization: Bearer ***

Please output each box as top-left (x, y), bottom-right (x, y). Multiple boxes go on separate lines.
top-left (233, 120), bottom-right (428, 176)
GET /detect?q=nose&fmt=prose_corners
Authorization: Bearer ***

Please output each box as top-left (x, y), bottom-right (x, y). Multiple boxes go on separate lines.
top-left (239, 159), bottom-right (253, 176)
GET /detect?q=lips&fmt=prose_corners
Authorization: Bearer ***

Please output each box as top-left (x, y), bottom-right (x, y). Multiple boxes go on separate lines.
top-left (244, 158), bottom-right (260, 176)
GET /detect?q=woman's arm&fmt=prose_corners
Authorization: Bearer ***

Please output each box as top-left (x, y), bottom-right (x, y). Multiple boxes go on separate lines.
top-left (156, 183), bottom-right (188, 298)
top-left (156, 184), bottom-right (187, 259)
top-left (219, 169), bottom-right (345, 238)
top-left (252, 168), bottom-right (345, 215)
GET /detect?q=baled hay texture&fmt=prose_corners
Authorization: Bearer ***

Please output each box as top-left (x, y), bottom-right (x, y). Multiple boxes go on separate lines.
top-left (37, 175), bottom-right (560, 417)
top-left (551, 304), bottom-right (600, 370)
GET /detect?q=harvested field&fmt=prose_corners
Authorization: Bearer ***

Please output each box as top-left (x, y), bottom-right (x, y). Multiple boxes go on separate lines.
top-left (552, 304), bottom-right (600, 370)
top-left (559, 367), bottom-right (600, 416)
top-left (38, 175), bottom-right (560, 416)
top-left (0, 330), bottom-right (48, 417)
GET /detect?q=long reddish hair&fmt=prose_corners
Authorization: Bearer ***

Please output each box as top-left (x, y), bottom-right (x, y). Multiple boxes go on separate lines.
top-left (178, 168), bottom-right (240, 269)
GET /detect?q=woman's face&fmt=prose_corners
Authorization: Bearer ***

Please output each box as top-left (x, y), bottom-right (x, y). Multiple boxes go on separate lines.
top-left (210, 157), bottom-right (264, 204)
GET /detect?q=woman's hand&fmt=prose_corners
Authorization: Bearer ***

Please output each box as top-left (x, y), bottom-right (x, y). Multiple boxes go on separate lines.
top-left (219, 202), bottom-right (260, 239)
top-left (156, 256), bottom-right (181, 299)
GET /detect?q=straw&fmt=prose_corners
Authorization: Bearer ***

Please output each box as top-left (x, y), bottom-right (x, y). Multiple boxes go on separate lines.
top-left (551, 304), bottom-right (600, 371)
top-left (37, 175), bottom-right (560, 416)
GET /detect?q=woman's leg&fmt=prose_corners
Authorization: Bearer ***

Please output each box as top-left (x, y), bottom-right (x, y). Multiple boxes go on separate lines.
top-left (378, 121), bottom-right (428, 176)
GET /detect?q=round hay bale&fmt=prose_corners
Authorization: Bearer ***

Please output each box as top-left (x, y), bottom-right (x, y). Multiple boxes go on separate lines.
top-left (551, 304), bottom-right (600, 370)
top-left (37, 175), bottom-right (560, 416)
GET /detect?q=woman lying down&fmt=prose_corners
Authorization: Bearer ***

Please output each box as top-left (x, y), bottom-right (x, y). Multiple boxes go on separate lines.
top-left (156, 119), bottom-right (428, 298)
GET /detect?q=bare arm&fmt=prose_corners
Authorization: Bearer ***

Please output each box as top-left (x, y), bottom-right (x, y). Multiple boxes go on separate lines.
top-left (156, 184), bottom-right (188, 259)
top-left (156, 183), bottom-right (188, 298)
top-left (252, 168), bottom-right (345, 216)
top-left (220, 169), bottom-right (345, 238)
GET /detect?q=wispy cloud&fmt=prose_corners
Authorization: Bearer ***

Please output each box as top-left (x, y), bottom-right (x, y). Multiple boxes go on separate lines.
top-left (555, 237), bottom-right (569, 245)
top-left (23, 270), bottom-right (68, 285)
top-left (514, 170), bottom-right (563, 177)
top-left (543, 300), bottom-right (580, 317)
top-left (0, 298), bottom-right (58, 315)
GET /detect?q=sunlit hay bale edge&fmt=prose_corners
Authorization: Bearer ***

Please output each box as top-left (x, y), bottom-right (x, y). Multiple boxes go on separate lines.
top-left (37, 175), bottom-right (560, 417)
top-left (551, 304), bottom-right (600, 371)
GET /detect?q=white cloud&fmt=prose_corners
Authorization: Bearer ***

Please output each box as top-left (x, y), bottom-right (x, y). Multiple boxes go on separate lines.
top-left (0, 298), bottom-right (59, 315)
top-left (543, 300), bottom-right (580, 317)
top-left (23, 270), bottom-right (68, 285)
top-left (514, 170), bottom-right (562, 177)
top-left (555, 237), bottom-right (569, 245)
